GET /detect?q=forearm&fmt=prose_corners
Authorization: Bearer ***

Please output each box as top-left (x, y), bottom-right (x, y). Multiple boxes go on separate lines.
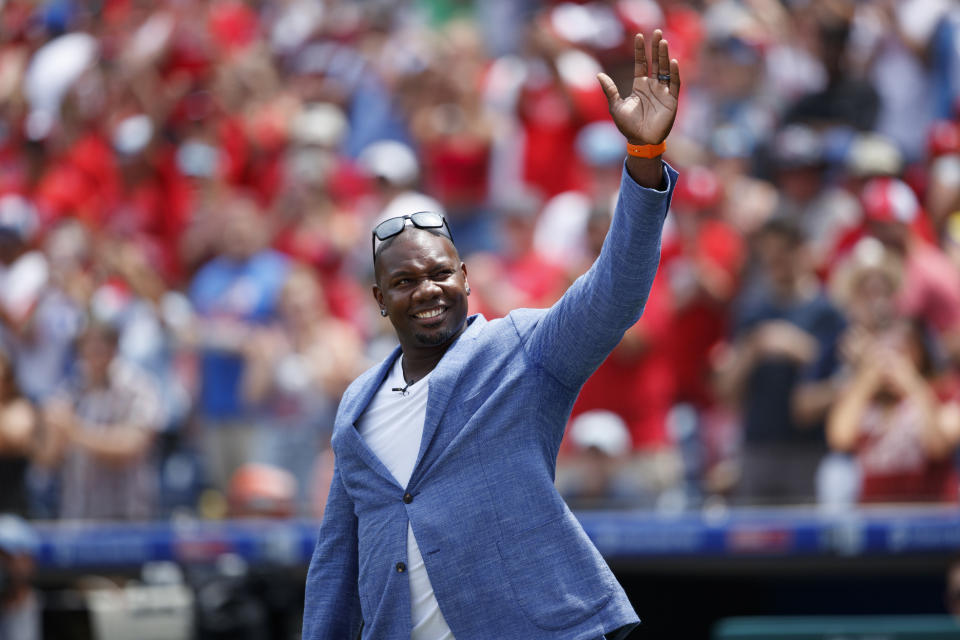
top-left (713, 339), bottom-right (758, 406)
top-left (0, 402), bottom-right (37, 454)
top-left (826, 375), bottom-right (876, 452)
top-left (241, 353), bottom-right (274, 405)
top-left (792, 379), bottom-right (840, 428)
top-left (70, 425), bottom-right (153, 466)
top-left (626, 155), bottom-right (665, 190)
top-left (524, 160), bottom-right (676, 388)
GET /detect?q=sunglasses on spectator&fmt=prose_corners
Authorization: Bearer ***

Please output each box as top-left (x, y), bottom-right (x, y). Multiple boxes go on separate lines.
top-left (372, 212), bottom-right (454, 260)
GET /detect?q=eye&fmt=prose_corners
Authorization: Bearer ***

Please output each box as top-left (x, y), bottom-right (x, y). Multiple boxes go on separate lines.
top-left (432, 270), bottom-right (454, 280)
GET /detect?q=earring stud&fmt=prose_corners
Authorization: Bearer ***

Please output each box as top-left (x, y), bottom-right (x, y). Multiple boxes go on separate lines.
top-left (380, 308), bottom-right (388, 317)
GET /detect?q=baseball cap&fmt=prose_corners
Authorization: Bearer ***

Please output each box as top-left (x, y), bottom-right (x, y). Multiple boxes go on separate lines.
top-left (861, 177), bottom-right (919, 224)
top-left (358, 141), bottom-right (420, 186)
top-left (570, 410), bottom-right (632, 457)
top-left (927, 120), bottom-right (960, 158)
top-left (671, 166), bottom-right (722, 212)
top-left (846, 133), bottom-right (903, 178)
top-left (112, 114), bottom-right (154, 157)
top-left (290, 103), bottom-right (348, 148)
top-left (772, 124), bottom-right (823, 170)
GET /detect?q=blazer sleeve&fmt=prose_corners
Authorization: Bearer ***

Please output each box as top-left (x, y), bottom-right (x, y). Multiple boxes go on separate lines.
top-left (301, 463), bottom-right (363, 640)
top-left (521, 160), bottom-right (677, 390)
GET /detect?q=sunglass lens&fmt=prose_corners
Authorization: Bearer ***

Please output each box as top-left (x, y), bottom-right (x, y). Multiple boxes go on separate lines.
top-left (374, 217), bottom-right (406, 241)
top-left (410, 212), bottom-right (444, 228)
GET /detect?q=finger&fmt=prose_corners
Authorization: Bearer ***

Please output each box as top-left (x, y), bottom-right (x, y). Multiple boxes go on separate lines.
top-left (650, 29), bottom-right (662, 78)
top-left (658, 36), bottom-right (670, 83)
top-left (669, 58), bottom-right (681, 97)
top-left (634, 33), bottom-right (647, 80)
top-left (597, 72), bottom-right (621, 109)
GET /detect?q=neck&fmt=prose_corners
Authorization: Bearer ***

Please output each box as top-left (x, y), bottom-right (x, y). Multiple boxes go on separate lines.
top-left (399, 343), bottom-right (450, 384)
top-left (398, 321), bottom-right (468, 382)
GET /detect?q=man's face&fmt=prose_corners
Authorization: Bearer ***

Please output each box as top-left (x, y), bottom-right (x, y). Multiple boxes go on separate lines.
top-left (756, 232), bottom-right (800, 291)
top-left (866, 219), bottom-right (909, 253)
top-left (373, 229), bottom-right (469, 350)
top-left (79, 330), bottom-right (117, 386)
top-left (849, 271), bottom-right (897, 332)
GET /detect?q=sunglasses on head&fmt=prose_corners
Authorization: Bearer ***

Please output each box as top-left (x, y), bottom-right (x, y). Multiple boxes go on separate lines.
top-left (371, 211), bottom-right (454, 260)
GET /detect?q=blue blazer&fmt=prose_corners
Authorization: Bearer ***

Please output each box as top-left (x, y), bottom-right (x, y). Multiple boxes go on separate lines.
top-left (303, 162), bottom-right (678, 640)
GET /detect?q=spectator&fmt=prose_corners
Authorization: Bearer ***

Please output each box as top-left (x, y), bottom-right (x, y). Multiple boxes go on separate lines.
top-left (465, 186), bottom-right (567, 319)
top-left (41, 320), bottom-right (164, 520)
top-left (6, 219), bottom-right (86, 405)
top-left (860, 177), bottom-right (960, 365)
top-left (189, 196), bottom-right (289, 493)
top-left (242, 267), bottom-right (365, 515)
top-left (716, 217), bottom-right (846, 505)
top-left (358, 140), bottom-right (444, 232)
top-left (827, 241), bottom-right (960, 503)
top-left (660, 165), bottom-right (745, 499)
top-left (784, 6), bottom-right (879, 132)
top-left (662, 166), bottom-right (745, 410)
top-left (765, 125), bottom-right (861, 273)
top-left (558, 410), bottom-right (634, 510)
top-left (534, 121), bottom-right (631, 271)
top-left (404, 22), bottom-right (495, 255)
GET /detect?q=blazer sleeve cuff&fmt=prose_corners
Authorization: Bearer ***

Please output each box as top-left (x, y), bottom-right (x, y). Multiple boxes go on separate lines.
top-left (617, 159), bottom-right (678, 226)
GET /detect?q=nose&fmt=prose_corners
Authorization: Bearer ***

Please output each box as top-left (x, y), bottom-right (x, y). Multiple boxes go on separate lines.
top-left (412, 277), bottom-right (442, 301)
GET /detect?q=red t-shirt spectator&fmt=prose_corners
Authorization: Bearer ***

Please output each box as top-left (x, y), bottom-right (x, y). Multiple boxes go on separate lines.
top-left (661, 218), bottom-right (744, 407)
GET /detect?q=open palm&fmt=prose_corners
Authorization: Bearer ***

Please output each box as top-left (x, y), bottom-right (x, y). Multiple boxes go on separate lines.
top-left (598, 31), bottom-right (680, 146)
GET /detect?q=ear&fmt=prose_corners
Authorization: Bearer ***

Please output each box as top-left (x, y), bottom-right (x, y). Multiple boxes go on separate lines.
top-left (460, 262), bottom-right (470, 294)
top-left (372, 284), bottom-right (384, 311)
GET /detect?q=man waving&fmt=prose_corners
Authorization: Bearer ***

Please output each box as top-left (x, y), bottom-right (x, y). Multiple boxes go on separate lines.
top-left (303, 30), bottom-right (681, 640)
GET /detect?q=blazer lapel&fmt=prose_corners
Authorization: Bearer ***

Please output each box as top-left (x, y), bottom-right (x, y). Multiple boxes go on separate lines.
top-left (338, 346), bottom-right (403, 488)
top-left (409, 315), bottom-right (485, 486)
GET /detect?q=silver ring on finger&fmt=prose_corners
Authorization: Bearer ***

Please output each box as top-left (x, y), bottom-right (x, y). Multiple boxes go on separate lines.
top-left (657, 73), bottom-right (671, 83)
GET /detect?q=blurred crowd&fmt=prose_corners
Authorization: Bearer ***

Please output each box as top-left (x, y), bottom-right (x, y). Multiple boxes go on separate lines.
top-left (0, 0), bottom-right (958, 523)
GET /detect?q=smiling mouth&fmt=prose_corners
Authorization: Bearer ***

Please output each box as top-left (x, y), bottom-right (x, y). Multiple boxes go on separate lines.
top-left (413, 306), bottom-right (446, 320)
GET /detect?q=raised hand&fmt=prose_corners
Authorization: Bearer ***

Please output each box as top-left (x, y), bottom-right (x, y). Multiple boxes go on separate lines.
top-left (597, 30), bottom-right (680, 146)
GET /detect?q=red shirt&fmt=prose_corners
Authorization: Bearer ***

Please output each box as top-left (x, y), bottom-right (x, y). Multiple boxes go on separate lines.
top-left (519, 83), bottom-right (585, 198)
top-left (661, 218), bottom-right (744, 407)
top-left (856, 386), bottom-right (959, 503)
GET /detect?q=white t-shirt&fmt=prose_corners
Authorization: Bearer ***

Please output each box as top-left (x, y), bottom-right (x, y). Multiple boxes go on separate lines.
top-left (356, 356), bottom-right (455, 640)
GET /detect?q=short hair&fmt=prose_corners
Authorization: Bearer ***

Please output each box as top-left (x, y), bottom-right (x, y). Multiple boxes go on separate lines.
top-left (757, 215), bottom-right (806, 248)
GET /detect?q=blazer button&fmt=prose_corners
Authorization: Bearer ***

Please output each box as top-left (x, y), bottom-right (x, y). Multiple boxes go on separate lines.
top-left (402, 493), bottom-right (413, 504)
top-left (396, 562), bottom-right (406, 573)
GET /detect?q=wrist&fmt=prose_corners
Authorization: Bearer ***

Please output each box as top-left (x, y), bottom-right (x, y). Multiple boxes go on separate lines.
top-left (625, 155), bottom-right (664, 189)
top-left (626, 141), bottom-right (666, 159)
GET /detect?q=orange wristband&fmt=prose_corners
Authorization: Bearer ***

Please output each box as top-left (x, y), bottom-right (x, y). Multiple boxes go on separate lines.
top-left (626, 141), bottom-right (666, 158)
